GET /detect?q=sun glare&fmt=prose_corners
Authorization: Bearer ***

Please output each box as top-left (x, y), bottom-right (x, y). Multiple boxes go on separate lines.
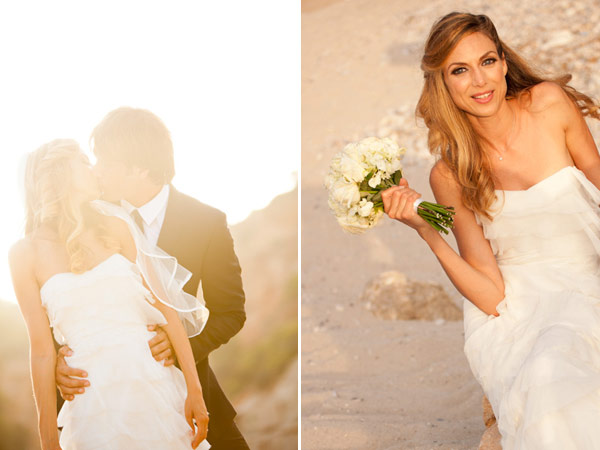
top-left (0, 0), bottom-right (298, 303)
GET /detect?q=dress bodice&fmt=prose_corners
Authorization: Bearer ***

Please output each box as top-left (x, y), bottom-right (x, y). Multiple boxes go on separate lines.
top-left (40, 253), bottom-right (166, 348)
top-left (477, 166), bottom-right (600, 269)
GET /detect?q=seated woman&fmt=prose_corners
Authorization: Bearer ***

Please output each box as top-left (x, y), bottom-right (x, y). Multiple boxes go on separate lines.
top-left (382, 12), bottom-right (600, 449)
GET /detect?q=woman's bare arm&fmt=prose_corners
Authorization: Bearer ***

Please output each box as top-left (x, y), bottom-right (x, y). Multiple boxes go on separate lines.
top-left (556, 85), bottom-right (600, 188)
top-left (382, 163), bottom-right (505, 316)
top-left (108, 216), bottom-right (208, 447)
top-left (528, 81), bottom-right (600, 187)
top-left (8, 239), bottom-right (61, 450)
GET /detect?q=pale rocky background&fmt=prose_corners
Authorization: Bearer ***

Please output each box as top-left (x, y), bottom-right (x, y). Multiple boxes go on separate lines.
top-left (301, 0), bottom-right (600, 449)
top-left (0, 186), bottom-right (298, 450)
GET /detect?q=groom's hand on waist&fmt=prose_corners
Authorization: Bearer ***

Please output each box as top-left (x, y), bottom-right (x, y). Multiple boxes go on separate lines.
top-left (147, 324), bottom-right (176, 366)
top-left (56, 346), bottom-right (90, 401)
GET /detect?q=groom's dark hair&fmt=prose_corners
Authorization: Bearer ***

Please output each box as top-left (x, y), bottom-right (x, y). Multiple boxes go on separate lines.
top-left (90, 107), bottom-right (175, 184)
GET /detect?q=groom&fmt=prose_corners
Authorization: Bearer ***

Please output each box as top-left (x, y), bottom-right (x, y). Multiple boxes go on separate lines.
top-left (55, 107), bottom-right (249, 449)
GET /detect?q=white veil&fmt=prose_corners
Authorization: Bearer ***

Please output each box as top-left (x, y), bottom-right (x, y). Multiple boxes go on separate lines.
top-left (91, 199), bottom-right (209, 337)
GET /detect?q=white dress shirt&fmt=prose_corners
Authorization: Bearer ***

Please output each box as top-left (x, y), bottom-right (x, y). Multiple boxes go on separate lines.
top-left (121, 184), bottom-right (170, 247)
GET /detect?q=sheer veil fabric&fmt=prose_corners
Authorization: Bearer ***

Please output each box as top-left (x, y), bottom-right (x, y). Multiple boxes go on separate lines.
top-left (91, 199), bottom-right (209, 337)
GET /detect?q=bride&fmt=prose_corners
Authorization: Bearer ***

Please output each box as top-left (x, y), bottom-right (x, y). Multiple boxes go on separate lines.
top-left (9, 140), bottom-right (211, 450)
top-left (382, 12), bottom-right (600, 449)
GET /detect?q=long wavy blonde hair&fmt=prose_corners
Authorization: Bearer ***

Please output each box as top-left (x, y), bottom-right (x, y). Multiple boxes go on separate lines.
top-left (417, 12), bottom-right (600, 219)
top-left (25, 139), bottom-right (118, 273)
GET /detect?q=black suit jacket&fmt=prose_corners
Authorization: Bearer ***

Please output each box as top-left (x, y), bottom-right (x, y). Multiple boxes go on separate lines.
top-left (157, 186), bottom-right (246, 437)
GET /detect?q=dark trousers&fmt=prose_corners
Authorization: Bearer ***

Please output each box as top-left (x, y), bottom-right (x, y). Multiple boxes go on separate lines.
top-left (208, 420), bottom-right (250, 450)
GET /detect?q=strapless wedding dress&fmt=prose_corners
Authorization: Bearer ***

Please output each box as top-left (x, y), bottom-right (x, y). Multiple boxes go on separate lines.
top-left (464, 166), bottom-right (600, 449)
top-left (41, 253), bottom-right (210, 450)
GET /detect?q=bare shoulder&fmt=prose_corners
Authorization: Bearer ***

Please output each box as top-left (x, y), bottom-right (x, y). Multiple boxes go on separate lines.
top-left (430, 160), bottom-right (460, 197)
top-left (8, 237), bottom-right (36, 270)
top-left (8, 237), bottom-right (40, 298)
top-left (527, 81), bottom-right (572, 113)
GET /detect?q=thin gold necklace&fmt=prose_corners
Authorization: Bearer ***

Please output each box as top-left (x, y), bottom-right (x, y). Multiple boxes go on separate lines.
top-left (494, 105), bottom-right (518, 161)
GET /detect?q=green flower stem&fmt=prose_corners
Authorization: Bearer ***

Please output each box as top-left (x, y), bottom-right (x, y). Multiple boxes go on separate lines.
top-left (417, 205), bottom-right (454, 234)
top-left (425, 219), bottom-right (444, 232)
top-left (419, 212), bottom-right (441, 221)
top-left (422, 206), bottom-right (455, 217)
top-left (421, 203), bottom-right (454, 215)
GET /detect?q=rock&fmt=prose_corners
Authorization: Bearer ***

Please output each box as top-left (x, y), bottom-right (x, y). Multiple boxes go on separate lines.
top-left (542, 30), bottom-right (574, 49)
top-left (236, 359), bottom-right (298, 450)
top-left (360, 271), bottom-right (462, 321)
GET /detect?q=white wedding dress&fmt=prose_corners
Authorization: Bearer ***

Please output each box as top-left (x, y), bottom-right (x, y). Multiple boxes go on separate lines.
top-left (464, 166), bottom-right (600, 449)
top-left (40, 201), bottom-right (211, 450)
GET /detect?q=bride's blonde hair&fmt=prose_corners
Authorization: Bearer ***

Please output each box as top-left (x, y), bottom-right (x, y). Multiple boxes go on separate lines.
top-left (417, 12), bottom-right (600, 219)
top-left (25, 139), bottom-right (118, 273)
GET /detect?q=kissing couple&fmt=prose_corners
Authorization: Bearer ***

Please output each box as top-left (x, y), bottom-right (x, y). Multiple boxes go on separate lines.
top-left (9, 107), bottom-right (250, 450)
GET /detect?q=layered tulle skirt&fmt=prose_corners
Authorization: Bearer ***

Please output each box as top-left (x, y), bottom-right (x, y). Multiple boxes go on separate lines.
top-left (40, 254), bottom-right (210, 450)
top-left (57, 328), bottom-right (201, 450)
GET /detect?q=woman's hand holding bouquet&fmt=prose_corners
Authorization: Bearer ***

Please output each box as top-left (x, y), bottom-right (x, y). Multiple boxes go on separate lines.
top-left (380, 178), bottom-right (431, 234)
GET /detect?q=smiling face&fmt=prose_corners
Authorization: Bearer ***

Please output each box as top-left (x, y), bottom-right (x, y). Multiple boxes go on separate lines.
top-left (442, 32), bottom-right (508, 119)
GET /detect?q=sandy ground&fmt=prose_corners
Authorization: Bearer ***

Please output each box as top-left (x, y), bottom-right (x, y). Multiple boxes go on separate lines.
top-left (302, 1), bottom-right (481, 449)
top-left (301, 0), bottom-right (600, 449)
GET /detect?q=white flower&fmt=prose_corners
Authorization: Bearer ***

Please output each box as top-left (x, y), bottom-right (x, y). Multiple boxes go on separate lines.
top-left (340, 153), bottom-right (366, 182)
top-left (342, 142), bottom-right (362, 162)
top-left (337, 208), bottom-right (384, 234)
top-left (357, 199), bottom-right (374, 217)
top-left (337, 214), bottom-right (370, 234)
top-left (371, 154), bottom-right (389, 173)
top-left (330, 179), bottom-right (360, 208)
top-left (368, 171), bottom-right (382, 188)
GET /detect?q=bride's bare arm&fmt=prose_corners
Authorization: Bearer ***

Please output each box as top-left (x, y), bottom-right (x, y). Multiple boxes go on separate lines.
top-left (8, 240), bottom-right (61, 450)
top-left (108, 216), bottom-right (208, 448)
top-left (533, 82), bottom-right (600, 188)
top-left (136, 274), bottom-right (209, 447)
top-left (382, 162), bottom-right (505, 316)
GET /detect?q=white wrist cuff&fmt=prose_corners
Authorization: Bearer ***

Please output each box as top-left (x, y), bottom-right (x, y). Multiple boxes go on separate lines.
top-left (413, 198), bottom-right (424, 213)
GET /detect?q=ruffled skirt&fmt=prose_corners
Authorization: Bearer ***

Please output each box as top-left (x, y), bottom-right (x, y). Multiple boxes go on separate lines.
top-left (58, 330), bottom-right (209, 450)
top-left (466, 167), bottom-right (600, 449)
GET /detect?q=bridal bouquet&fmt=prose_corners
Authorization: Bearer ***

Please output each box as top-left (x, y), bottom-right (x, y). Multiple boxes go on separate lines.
top-left (325, 137), bottom-right (455, 234)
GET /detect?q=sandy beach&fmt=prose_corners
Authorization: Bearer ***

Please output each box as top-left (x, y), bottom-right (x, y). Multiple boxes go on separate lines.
top-left (301, 0), bottom-right (600, 448)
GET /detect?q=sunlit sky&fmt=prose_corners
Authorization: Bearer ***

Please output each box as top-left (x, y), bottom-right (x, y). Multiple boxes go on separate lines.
top-left (0, 1), bottom-right (299, 303)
